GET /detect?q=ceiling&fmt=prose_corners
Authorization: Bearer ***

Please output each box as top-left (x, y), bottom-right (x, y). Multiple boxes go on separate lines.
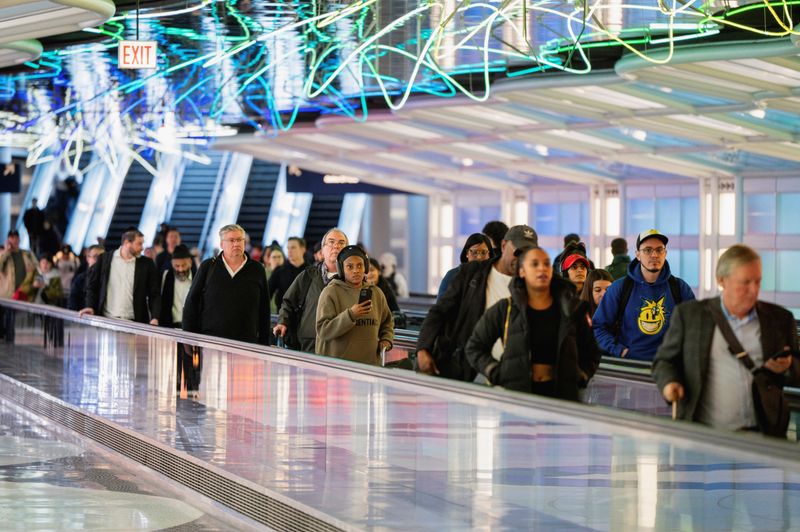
top-left (1, 1), bottom-right (799, 193)
top-left (220, 35), bottom-right (800, 193)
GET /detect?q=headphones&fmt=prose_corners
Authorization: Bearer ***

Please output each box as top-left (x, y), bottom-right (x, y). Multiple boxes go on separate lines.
top-left (336, 245), bottom-right (370, 278)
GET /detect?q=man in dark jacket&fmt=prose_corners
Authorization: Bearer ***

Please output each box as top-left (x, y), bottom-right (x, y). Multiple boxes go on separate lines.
top-left (22, 199), bottom-right (45, 255)
top-left (80, 229), bottom-right (160, 324)
top-left (159, 245), bottom-right (200, 395)
top-left (653, 245), bottom-right (799, 436)
top-left (67, 245), bottom-right (104, 311)
top-left (273, 228), bottom-right (348, 352)
top-left (158, 244), bottom-right (193, 328)
top-left (268, 236), bottom-right (308, 311)
top-left (605, 237), bottom-right (630, 280)
top-left (182, 224), bottom-right (271, 345)
top-left (155, 227), bottom-right (182, 272)
top-left (416, 225), bottom-right (538, 381)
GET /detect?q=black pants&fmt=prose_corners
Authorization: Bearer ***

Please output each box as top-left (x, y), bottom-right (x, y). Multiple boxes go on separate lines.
top-left (176, 341), bottom-right (202, 392)
top-left (1, 308), bottom-right (15, 343)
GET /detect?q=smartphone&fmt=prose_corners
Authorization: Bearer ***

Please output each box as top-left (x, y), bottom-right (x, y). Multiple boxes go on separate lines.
top-left (768, 348), bottom-right (798, 360)
top-left (358, 287), bottom-right (372, 305)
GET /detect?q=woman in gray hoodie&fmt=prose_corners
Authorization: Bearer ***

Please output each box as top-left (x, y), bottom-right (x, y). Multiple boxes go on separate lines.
top-left (316, 246), bottom-right (393, 365)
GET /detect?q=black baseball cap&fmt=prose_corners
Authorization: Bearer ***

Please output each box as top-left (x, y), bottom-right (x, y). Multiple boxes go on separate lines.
top-left (504, 225), bottom-right (539, 249)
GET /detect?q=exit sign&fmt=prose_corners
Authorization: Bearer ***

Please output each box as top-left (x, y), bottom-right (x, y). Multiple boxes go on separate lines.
top-left (118, 40), bottom-right (158, 69)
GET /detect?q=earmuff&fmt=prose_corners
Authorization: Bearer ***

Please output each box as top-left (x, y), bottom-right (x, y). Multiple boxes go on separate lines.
top-left (336, 245), bottom-right (370, 278)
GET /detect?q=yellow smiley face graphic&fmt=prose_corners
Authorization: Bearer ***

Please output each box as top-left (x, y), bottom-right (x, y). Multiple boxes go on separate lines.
top-left (638, 296), bottom-right (666, 335)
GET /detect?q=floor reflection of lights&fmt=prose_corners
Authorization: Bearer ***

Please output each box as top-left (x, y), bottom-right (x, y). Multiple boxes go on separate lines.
top-left (0, 399), bottom-right (239, 530)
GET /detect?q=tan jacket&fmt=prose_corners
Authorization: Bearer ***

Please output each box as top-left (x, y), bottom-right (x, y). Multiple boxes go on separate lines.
top-left (315, 279), bottom-right (393, 365)
top-left (0, 248), bottom-right (37, 299)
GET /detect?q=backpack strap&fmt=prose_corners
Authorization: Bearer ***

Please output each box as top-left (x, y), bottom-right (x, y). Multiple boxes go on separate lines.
top-left (502, 297), bottom-right (512, 346)
top-left (706, 299), bottom-right (754, 370)
top-left (295, 266), bottom-right (316, 314)
top-left (203, 257), bottom-right (217, 295)
top-left (613, 276), bottom-right (635, 335)
top-left (668, 275), bottom-right (682, 306)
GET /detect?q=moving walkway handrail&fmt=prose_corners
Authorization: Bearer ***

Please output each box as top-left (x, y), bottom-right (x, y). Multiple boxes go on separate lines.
top-left (393, 326), bottom-right (800, 404)
top-left (7, 299), bottom-right (796, 403)
top-left (2, 297), bottom-right (800, 467)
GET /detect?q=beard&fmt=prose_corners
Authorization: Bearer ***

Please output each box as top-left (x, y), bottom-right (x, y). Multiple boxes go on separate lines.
top-left (175, 270), bottom-right (190, 282)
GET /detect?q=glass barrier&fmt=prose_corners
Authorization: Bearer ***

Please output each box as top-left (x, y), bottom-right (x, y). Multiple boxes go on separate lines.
top-left (2, 300), bottom-right (800, 529)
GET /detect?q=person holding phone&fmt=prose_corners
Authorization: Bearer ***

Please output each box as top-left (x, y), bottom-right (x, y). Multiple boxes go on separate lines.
top-left (653, 245), bottom-right (799, 437)
top-left (315, 245), bottom-right (393, 365)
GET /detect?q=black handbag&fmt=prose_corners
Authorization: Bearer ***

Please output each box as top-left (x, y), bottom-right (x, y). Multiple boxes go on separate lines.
top-left (706, 301), bottom-right (790, 438)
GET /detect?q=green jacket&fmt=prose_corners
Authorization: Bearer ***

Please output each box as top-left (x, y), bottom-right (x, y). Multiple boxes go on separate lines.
top-left (605, 254), bottom-right (631, 280)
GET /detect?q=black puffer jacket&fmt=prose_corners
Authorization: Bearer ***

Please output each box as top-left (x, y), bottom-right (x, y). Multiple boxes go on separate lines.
top-left (465, 276), bottom-right (600, 400)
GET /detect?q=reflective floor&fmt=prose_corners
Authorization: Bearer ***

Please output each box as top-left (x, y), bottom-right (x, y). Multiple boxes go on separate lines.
top-left (0, 395), bottom-right (235, 530)
top-left (1, 311), bottom-right (800, 530)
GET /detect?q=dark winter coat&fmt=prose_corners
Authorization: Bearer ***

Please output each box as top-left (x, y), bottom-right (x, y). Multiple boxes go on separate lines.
top-left (466, 276), bottom-right (600, 400)
top-left (417, 257), bottom-right (503, 381)
top-left (181, 254), bottom-right (271, 345)
top-left (605, 254), bottom-right (631, 281)
top-left (277, 264), bottom-right (327, 352)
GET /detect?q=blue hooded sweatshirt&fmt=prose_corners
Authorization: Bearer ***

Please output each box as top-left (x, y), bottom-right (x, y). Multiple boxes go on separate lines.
top-left (592, 258), bottom-right (695, 361)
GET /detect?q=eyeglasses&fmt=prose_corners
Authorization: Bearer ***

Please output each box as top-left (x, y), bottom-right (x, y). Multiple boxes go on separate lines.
top-left (325, 239), bottom-right (347, 248)
top-left (640, 246), bottom-right (666, 256)
top-left (223, 238), bottom-right (245, 244)
top-left (467, 248), bottom-right (490, 258)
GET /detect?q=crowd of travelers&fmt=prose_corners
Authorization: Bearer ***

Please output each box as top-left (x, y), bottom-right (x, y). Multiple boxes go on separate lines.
top-left (0, 214), bottom-right (797, 439)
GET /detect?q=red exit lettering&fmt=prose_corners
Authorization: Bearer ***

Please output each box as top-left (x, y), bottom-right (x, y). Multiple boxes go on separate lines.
top-left (118, 41), bottom-right (158, 69)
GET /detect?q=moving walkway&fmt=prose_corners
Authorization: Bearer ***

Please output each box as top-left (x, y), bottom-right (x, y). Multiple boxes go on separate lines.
top-left (1, 299), bottom-right (799, 530)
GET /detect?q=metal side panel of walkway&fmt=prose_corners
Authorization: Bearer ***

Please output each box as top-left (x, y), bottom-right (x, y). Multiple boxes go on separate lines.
top-left (1, 300), bottom-right (799, 531)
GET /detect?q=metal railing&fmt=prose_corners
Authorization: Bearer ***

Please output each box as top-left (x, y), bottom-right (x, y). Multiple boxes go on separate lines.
top-left (2, 297), bottom-right (800, 465)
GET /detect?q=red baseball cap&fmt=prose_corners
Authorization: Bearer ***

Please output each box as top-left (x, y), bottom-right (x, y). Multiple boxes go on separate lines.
top-left (562, 254), bottom-right (590, 271)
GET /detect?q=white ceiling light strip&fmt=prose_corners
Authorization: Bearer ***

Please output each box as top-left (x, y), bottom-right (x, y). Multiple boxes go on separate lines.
top-left (555, 86), bottom-right (666, 110)
top-left (668, 114), bottom-right (764, 136)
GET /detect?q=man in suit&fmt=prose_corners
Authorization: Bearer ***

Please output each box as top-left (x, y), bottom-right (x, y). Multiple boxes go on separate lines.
top-left (80, 228), bottom-right (160, 325)
top-left (653, 244), bottom-right (799, 434)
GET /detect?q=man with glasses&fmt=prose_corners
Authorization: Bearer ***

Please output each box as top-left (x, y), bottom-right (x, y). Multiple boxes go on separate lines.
top-left (274, 228), bottom-right (348, 352)
top-left (182, 224), bottom-right (271, 345)
top-left (653, 245), bottom-right (798, 437)
top-left (593, 229), bottom-right (695, 361)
